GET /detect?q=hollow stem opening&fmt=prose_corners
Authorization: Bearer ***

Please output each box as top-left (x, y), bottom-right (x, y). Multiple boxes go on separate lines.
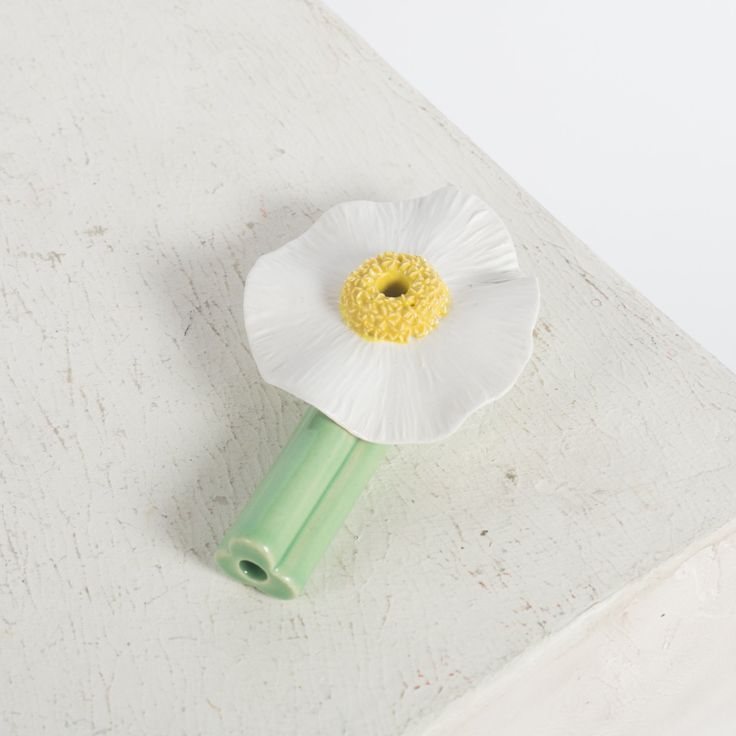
top-left (239, 559), bottom-right (268, 582)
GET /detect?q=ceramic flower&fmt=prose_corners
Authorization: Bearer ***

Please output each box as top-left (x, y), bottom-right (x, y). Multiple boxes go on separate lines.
top-left (218, 187), bottom-right (540, 598)
top-left (244, 186), bottom-right (539, 444)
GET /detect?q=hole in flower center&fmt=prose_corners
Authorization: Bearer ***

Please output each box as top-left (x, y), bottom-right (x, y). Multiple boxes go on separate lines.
top-left (376, 271), bottom-right (410, 298)
top-left (340, 252), bottom-right (449, 343)
top-left (239, 559), bottom-right (268, 582)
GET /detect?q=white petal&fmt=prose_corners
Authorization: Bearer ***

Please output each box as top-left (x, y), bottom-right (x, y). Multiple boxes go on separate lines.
top-left (261, 187), bottom-right (519, 296)
top-left (321, 277), bottom-right (540, 444)
top-left (247, 260), bottom-right (539, 443)
top-left (388, 277), bottom-right (541, 442)
top-left (244, 188), bottom-right (539, 444)
top-left (400, 186), bottom-right (520, 287)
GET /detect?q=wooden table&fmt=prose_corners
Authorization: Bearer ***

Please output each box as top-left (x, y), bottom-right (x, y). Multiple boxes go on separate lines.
top-left (2, 1), bottom-right (735, 733)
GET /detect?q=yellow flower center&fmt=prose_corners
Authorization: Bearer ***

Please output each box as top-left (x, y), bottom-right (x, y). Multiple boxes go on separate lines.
top-left (340, 252), bottom-right (450, 343)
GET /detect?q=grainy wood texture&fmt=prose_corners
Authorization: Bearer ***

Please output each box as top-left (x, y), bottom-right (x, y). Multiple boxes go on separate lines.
top-left (1, 1), bottom-right (735, 734)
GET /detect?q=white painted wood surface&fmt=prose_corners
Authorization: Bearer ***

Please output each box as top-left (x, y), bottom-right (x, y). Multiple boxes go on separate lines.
top-left (424, 519), bottom-right (736, 736)
top-left (2, 1), bottom-right (735, 734)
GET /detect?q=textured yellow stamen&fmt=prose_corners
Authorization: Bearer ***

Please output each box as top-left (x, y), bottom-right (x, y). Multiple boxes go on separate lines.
top-left (340, 252), bottom-right (450, 343)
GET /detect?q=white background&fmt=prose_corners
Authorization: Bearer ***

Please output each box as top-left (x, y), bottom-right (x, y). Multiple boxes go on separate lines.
top-left (328, 0), bottom-right (736, 372)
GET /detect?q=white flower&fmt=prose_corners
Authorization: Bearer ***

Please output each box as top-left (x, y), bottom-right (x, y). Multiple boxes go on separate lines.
top-left (244, 186), bottom-right (539, 444)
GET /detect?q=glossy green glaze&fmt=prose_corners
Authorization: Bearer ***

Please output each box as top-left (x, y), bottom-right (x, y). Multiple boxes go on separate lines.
top-left (215, 408), bottom-right (387, 599)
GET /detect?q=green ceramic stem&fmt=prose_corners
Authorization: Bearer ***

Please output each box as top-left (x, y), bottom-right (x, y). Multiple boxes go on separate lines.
top-left (215, 408), bottom-right (387, 599)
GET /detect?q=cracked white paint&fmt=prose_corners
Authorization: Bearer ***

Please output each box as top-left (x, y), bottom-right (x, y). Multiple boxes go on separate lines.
top-left (1, 1), bottom-right (735, 734)
top-left (422, 519), bottom-right (736, 736)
